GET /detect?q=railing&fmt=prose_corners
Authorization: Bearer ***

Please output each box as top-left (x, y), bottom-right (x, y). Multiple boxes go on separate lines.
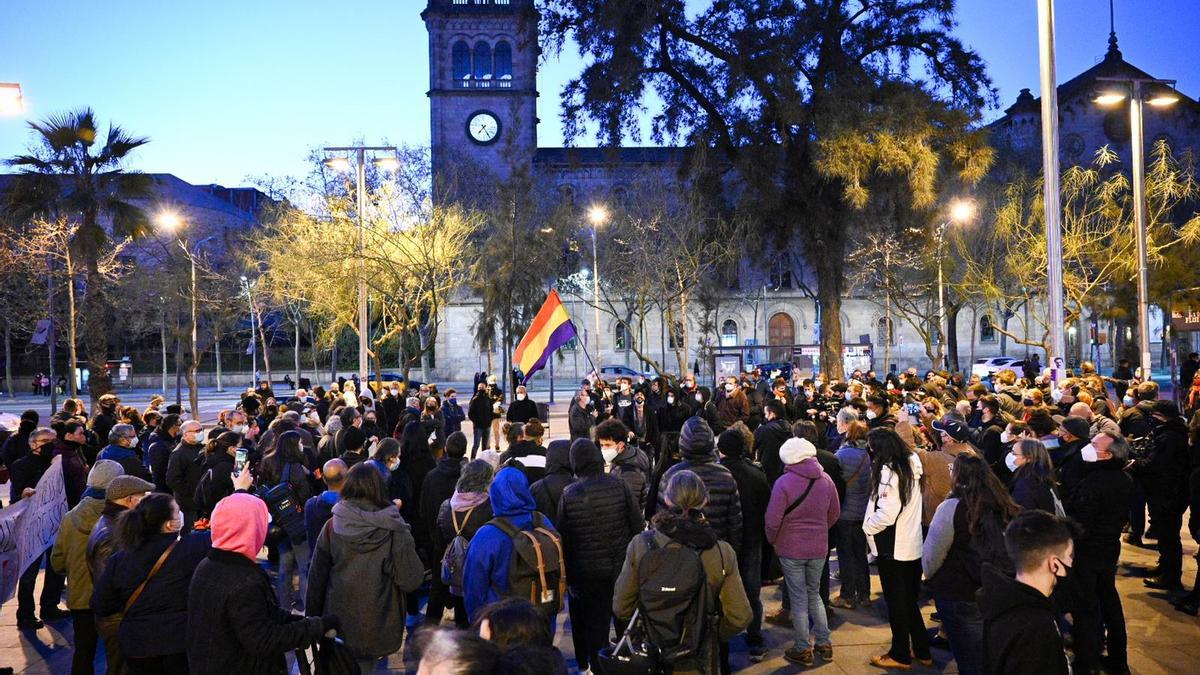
top-left (451, 0), bottom-right (511, 5)
top-left (456, 76), bottom-right (514, 89)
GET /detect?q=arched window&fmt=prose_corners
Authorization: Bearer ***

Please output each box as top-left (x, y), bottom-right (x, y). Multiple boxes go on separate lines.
top-left (494, 41), bottom-right (513, 79)
top-left (473, 41), bottom-right (492, 80)
top-left (613, 185), bottom-right (628, 205)
top-left (980, 315), bottom-right (996, 343)
top-left (452, 41), bottom-right (471, 82)
top-left (877, 316), bottom-right (895, 346)
top-left (615, 322), bottom-right (630, 351)
top-left (721, 319), bottom-right (738, 347)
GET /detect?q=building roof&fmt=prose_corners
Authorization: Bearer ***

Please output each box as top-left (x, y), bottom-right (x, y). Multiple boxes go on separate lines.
top-left (533, 146), bottom-right (687, 167)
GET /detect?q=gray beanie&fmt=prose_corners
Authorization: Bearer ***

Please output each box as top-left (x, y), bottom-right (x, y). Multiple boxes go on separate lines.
top-left (679, 416), bottom-right (715, 456)
top-left (87, 459), bottom-right (124, 489)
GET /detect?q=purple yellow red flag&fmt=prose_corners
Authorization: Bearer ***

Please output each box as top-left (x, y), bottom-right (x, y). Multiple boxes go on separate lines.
top-left (514, 289), bottom-right (578, 383)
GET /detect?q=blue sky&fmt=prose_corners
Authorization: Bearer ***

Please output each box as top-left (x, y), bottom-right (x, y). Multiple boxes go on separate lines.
top-left (1, 0), bottom-right (1197, 188)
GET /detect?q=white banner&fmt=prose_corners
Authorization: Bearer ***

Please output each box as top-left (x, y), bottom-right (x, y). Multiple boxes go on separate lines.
top-left (0, 456), bottom-right (67, 603)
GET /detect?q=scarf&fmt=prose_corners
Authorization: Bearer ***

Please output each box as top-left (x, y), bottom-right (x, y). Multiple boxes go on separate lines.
top-left (450, 490), bottom-right (488, 511)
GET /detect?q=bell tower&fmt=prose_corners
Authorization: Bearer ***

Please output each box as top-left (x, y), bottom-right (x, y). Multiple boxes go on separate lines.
top-left (423, 0), bottom-right (539, 198)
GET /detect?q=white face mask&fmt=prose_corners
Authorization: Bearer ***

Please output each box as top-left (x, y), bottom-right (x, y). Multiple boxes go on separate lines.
top-left (171, 510), bottom-right (184, 533)
top-left (724, 384), bottom-right (735, 393)
top-left (516, 393), bottom-right (526, 401)
top-left (1005, 452), bottom-right (1020, 472)
top-left (601, 446), bottom-right (620, 464)
top-left (666, 395), bottom-right (675, 405)
top-left (844, 391), bottom-right (853, 401)
top-left (865, 410), bottom-right (878, 420)
top-left (1080, 444), bottom-right (1099, 462)
top-left (1122, 396), bottom-right (1135, 407)
top-left (232, 424), bottom-right (248, 435)
top-left (999, 430), bottom-right (1012, 444)
top-left (1050, 388), bottom-right (1064, 403)
top-left (621, 384), bottom-right (630, 392)
top-left (128, 436), bottom-right (139, 447)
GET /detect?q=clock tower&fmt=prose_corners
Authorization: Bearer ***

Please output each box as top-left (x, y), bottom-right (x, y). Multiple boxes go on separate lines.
top-left (423, 0), bottom-right (539, 197)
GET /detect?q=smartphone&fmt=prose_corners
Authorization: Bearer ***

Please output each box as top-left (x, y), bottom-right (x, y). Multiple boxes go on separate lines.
top-left (905, 402), bottom-right (921, 417)
top-left (233, 448), bottom-right (248, 477)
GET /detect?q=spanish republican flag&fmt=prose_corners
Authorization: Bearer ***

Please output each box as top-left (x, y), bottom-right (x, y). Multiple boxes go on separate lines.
top-left (514, 289), bottom-right (578, 384)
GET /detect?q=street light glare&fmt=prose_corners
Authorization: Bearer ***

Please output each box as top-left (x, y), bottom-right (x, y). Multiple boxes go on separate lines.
top-left (372, 156), bottom-right (401, 172)
top-left (1093, 92), bottom-right (1127, 106)
top-left (0, 83), bottom-right (22, 115)
top-left (324, 156), bottom-right (351, 172)
top-left (587, 205), bottom-right (609, 227)
top-left (1147, 91), bottom-right (1180, 108)
top-left (156, 211), bottom-right (183, 233)
top-left (949, 199), bottom-right (976, 224)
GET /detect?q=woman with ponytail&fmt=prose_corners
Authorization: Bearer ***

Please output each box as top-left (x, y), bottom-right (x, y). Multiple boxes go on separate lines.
top-left (613, 469), bottom-right (751, 675)
top-left (92, 493), bottom-right (212, 675)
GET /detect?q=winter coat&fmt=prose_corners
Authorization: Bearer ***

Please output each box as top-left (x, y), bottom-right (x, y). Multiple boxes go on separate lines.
top-left (754, 418), bottom-right (792, 483)
top-left (257, 459), bottom-right (318, 507)
top-left (8, 450), bottom-right (50, 504)
top-left (1118, 400), bottom-right (1156, 439)
top-left (714, 389), bottom-right (750, 431)
top-left (1009, 467), bottom-right (1058, 513)
top-left (441, 399), bottom-right (466, 434)
top-left (420, 457), bottom-right (463, 552)
top-left (499, 440), bottom-right (548, 485)
top-left (1047, 439), bottom-right (1087, 504)
top-left (166, 441), bottom-right (205, 517)
top-left (610, 443), bottom-right (651, 513)
top-left (506, 398), bottom-right (539, 424)
top-left (656, 445), bottom-right (744, 550)
top-left (305, 499), bottom-right (425, 659)
top-left (568, 398), bottom-right (595, 440)
top-left (98, 443), bottom-right (153, 483)
top-left (621, 402), bottom-right (659, 447)
top-left (718, 455), bottom-right (771, 551)
top-left (557, 441), bottom-right (644, 583)
top-left (86, 505), bottom-right (127, 581)
top-left (92, 531), bottom-right (212, 658)
top-left (304, 490), bottom-right (339, 551)
top-left (146, 431), bottom-right (178, 493)
top-left (655, 401), bottom-right (691, 436)
top-left (462, 467), bottom-right (557, 621)
top-left (193, 452), bottom-right (236, 518)
top-left (920, 446), bottom-right (969, 527)
top-left (1131, 416), bottom-right (1190, 507)
top-left (435, 495), bottom-right (494, 556)
top-left (530, 441), bottom-right (575, 519)
top-left (1066, 458), bottom-right (1133, 566)
top-left (186, 548), bottom-right (327, 675)
top-left (835, 440), bottom-right (872, 521)
top-left (863, 452), bottom-right (925, 561)
top-left (613, 512), bottom-right (751, 675)
top-left (764, 458), bottom-right (840, 559)
top-left (922, 498), bottom-right (1007, 602)
top-left (55, 440), bottom-right (89, 508)
top-left (50, 496), bottom-right (105, 609)
top-left (467, 392), bottom-right (493, 427)
top-left (979, 565), bottom-right (1070, 675)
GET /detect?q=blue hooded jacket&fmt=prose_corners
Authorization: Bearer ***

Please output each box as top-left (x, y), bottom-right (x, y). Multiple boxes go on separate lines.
top-left (462, 467), bottom-right (556, 625)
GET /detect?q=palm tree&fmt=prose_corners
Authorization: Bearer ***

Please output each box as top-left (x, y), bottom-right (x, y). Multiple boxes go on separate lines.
top-left (5, 108), bottom-right (151, 404)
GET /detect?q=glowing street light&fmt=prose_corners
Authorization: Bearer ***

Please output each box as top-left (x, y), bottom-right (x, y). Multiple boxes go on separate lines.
top-left (586, 204), bottom-right (610, 354)
top-left (0, 83), bottom-right (23, 115)
top-left (936, 198), bottom-right (976, 369)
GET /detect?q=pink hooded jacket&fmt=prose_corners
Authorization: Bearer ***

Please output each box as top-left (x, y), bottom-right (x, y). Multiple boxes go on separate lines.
top-left (210, 493), bottom-right (268, 561)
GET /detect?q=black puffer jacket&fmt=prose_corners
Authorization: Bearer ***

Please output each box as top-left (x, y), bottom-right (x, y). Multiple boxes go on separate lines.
top-left (754, 418), bottom-right (792, 483)
top-left (1066, 458), bottom-right (1132, 566)
top-left (610, 443), bottom-right (651, 513)
top-left (530, 440), bottom-right (574, 519)
top-left (558, 440), bottom-right (644, 582)
top-left (499, 440), bottom-right (547, 485)
top-left (719, 454), bottom-right (771, 551)
top-left (194, 452), bottom-right (236, 518)
top-left (421, 457), bottom-right (463, 555)
top-left (1131, 415), bottom-right (1191, 506)
top-left (655, 417), bottom-right (744, 550)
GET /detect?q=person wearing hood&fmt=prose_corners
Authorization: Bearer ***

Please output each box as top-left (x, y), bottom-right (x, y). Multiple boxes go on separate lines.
top-left (51, 459), bottom-right (123, 673)
top-left (54, 420), bottom-right (91, 508)
top-left (165, 421), bottom-right (206, 528)
top-left (146, 414), bottom-right (181, 493)
top-left (655, 417), bottom-right (743, 550)
top-left (980, 510), bottom-right (1074, 675)
top-left (188, 491), bottom-right (334, 675)
top-left (862, 428), bottom-right (930, 671)
top-left (434, 459), bottom-right (495, 628)
top-left (613, 470), bottom-right (751, 675)
top-left (1064, 432), bottom-right (1132, 674)
top-left (557, 439), bottom-right (644, 673)
top-left (1132, 400), bottom-right (1191, 591)
top-left (306, 463), bottom-right (425, 673)
top-left (462, 466), bottom-right (561, 629)
top-left (755, 400), bottom-right (794, 483)
top-left (422, 432), bottom-right (468, 627)
top-left (595, 418), bottom-right (651, 513)
top-left (98, 423), bottom-right (153, 484)
top-left (530, 440), bottom-right (575, 519)
top-left (765, 436), bottom-right (840, 667)
top-left (717, 428), bottom-right (771, 662)
top-left (91, 493), bottom-right (212, 675)
top-left (655, 387), bottom-right (691, 437)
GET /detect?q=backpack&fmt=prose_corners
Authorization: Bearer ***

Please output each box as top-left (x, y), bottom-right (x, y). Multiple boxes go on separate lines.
top-left (440, 505), bottom-right (477, 596)
top-left (962, 511), bottom-right (1014, 586)
top-left (488, 513), bottom-right (566, 617)
top-left (257, 464), bottom-right (307, 545)
top-left (633, 534), bottom-right (720, 668)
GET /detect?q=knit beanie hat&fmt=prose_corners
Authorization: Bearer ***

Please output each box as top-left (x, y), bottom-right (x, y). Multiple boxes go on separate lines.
top-left (716, 428), bottom-right (745, 457)
top-left (87, 460), bottom-right (124, 489)
top-left (679, 416), bottom-right (715, 455)
top-left (779, 437), bottom-right (817, 465)
top-left (211, 492), bottom-right (269, 562)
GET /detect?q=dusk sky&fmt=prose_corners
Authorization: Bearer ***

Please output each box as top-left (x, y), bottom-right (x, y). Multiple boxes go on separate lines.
top-left (2, 0), bottom-right (1198, 188)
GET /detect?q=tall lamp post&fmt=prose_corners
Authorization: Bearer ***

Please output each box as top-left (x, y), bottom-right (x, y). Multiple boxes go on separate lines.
top-left (587, 205), bottom-right (609, 367)
top-left (1094, 77), bottom-right (1179, 381)
top-left (156, 211), bottom-right (215, 418)
top-left (1036, 0), bottom-right (1067, 383)
top-left (935, 199), bottom-right (976, 371)
top-left (323, 146), bottom-right (399, 387)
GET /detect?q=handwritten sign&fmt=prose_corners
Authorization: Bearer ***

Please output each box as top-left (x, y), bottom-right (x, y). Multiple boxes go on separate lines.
top-left (0, 457), bottom-right (67, 603)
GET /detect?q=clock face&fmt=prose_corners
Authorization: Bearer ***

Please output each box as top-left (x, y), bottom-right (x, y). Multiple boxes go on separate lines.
top-left (467, 111), bottom-right (500, 145)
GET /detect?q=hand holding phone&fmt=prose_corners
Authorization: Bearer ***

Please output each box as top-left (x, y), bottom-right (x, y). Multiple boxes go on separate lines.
top-left (233, 448), bottom-right (249, 477)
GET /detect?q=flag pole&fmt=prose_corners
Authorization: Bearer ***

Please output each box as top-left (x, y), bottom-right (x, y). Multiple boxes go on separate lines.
top-left (577, 322), bottom-right (600, 380)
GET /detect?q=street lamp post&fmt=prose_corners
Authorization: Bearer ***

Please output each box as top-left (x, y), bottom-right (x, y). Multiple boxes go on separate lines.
top-left (324, 146), bottom-right (398, 389)
top-left (936, 199), bottom-right (975, 371)
top-left (156, 211), bottom-right (215, 418)
top-left (1037, 0), bottom-right (1067, 383)
top-left (240, 275), bottom-right (257, 385)
top-left (1094, 77), bottom-right (1179, 382)
top-left (587, 205), bottom-right (609, 367)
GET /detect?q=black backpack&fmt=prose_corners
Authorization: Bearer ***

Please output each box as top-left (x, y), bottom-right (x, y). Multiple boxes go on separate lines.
top-left (488, 513), bottom-right (566, 618)
top-left (257, 464), bottom-right (307, 545)
top-left (962, 511), bottom-right (1013, 586)
top-left (633, 534), bottom-right (721, 668)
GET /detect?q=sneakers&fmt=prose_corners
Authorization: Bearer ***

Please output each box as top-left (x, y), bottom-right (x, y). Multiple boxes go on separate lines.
top-left (815, 644), bottom-right (834, 662)
top-left (748, 645), bottom-right (767, 663)
top-left (784, 647), bottom-right (815, 666)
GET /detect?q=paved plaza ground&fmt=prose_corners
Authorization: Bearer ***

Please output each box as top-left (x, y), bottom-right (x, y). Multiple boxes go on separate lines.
top-left (0, 387), bottom-right (1195, 673)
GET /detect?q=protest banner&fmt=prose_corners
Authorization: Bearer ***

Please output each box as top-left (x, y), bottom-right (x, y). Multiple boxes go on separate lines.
top-left (0, 456), bottom-right (67, 603)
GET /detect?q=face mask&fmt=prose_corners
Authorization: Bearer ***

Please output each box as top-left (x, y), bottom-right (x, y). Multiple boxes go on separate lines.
top-left (805, 389), bottom-right (814, 398)
top-left (390, 389), bottom-right (399, 396)
top-left (621, 384), bottom-right (630, 392)
top-left (635, 399), bottom-right (645, 406)
top-left (844, 392), bottom-right (853, 401)
top-left (1023, 399), bottom-right (1035, 407)
top-left (865, 410), bottom-right (878, 420)
top-left (724, 384), bottom-right (734, 393)
top-left (1080, 444), bottom-right (1099, 462)
top-left (999, 430), bottom-right (1012, 444)
top-left (196, 429), bottom-right (208, 444)
top-left (388, 460), bottom-right (400, 472)
top-left (448, 397), bottom-right (456, 404)
top-left (1122, 396), bottom-right (1134, 407)
top-left (170, 510), bottom-right (184, 533)
top-left (1051, 556), bottom-right (1072, 588)
top-left (1005, 452), bottom-right (1020, 472)
top-left (666, 396), bottom-right (675, 405)
top-left (517, 393), bottom-right (526, 401)
top-left (601, 446), bottom-right (620, 464)
top-left (129, 436), bottom-right (139, 447)
top-left (232, 424), bottom-right (248, 435)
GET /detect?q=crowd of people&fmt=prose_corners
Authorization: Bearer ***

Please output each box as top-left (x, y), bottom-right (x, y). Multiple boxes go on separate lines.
top-left (0, 359), bottom-right (1196, 674)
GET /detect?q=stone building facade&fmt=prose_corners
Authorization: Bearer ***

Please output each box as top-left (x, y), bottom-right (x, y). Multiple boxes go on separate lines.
top-left (422, 0), bottom-right (1200, 382)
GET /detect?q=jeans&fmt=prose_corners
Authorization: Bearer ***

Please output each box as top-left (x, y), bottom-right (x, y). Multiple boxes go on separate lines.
top-left (934, 598), bottom-right (983, 675)
top-left (471, 425), bottom-right (490, 456)
top-left (877, 557), bottom-right (930, 665)
top-left (1070, 559), bottom-right (1127, 672)
top-left (779, 557), bottom-right (831, 650)
top-left (71, 609), bottom-right (98, 675)
top-left (276, 538), bottom-right (309, 613)
top-left (568, 580), bottom-right (615, 671)
top-left (17, 549), bottom-right (65, 621)
top-left (835, 520), bottom-right (871, 602)
top-left (1148, 500), bottom-right (1184, 581)
top-left (738, 542), bottom-right (764, 647)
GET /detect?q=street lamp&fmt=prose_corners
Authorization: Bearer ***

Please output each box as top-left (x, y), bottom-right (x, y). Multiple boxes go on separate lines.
top-left (155, 211), bottom-right (216, 416)
top-left (239, 275), bottom-right (258, 385)
top-left (935, 199), bottom-right (975, 370)
top-left (1036, 0), bottom-right (1067, 383)
top-left (1094, 76), bottom-right (1179, 381)
top-left (323, 145), bottom-right (398, 387)
top-left (0, 83), bottom-right (23, 115)
top-left (587, 205), bottom-right (609, 361)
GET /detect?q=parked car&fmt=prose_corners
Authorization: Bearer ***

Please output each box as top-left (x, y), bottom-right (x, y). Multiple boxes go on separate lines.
top-left (595, 364), bottom-right (657, 380)
top-left (755, 362), bottom-right (794, 385)
top-left (970, 357), bottom-right (1025, 382)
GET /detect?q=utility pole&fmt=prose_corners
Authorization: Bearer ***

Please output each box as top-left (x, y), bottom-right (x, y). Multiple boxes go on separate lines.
top-left (1037, 0), bottom-right (1067, 383)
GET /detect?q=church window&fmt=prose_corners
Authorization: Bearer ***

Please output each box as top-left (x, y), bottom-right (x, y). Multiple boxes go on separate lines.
top-left (980, 315), bottom-right (996, 343)
top-left (615, 322), bottom-right (630, 351)
top-left (452, 41), bottom-right (471, 83)
top-left (877, 317), bottom-right (895, 346)
top-left (473, 41), bottom-right (492, 80)
top-left (721, 320), bottom-right (738, 347)
top-left (669, 321), bottom-right (686, 350)
top-left (494, 41), bottom-right (513, 80)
